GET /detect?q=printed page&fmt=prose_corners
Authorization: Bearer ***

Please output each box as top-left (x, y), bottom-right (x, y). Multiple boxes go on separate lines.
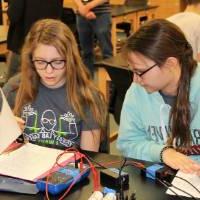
top-left (0, 88), bottom-right (21, 154)
top-left (0, 143), bottom-right (74, 181)
top-left (166, 170), bottom-right (200, 198)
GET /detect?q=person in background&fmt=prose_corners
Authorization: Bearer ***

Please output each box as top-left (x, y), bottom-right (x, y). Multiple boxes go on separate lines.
top-left (167, 0), bottom-right (200, 61)
top-left (6, 0), bottom-right (63, 79)
top-left (74, 0), bottom-right (113, 76)
top-left (117, 19), bottom-right (200, 174)
top-left (5, 19), bottom-right (107, 152)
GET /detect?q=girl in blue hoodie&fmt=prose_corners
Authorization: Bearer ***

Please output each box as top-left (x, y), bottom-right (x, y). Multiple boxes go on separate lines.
top-left (117, 19), bottom-right (200, 174)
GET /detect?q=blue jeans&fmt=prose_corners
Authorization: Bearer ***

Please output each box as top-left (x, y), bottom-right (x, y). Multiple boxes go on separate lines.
top-left (76, 13), bottom-right (113, 75)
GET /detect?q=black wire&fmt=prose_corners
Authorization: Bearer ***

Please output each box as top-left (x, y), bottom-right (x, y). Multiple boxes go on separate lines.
top-left (143, 168), bottom-right (198, 200)
top-left (162, 180), bottom-right (198, 200)
top-left (83, 154), bottom-right (198, 200)
top-left (118, 158), bottom-right (127, 200)
top-left (142, 169), bottom-right (185, 200)
top-left (175, 175), bottom-right (200, 195)
top-left (83, 152), bottom-right (108, 169)
top-left (156, 178), bottom-right (185, 200)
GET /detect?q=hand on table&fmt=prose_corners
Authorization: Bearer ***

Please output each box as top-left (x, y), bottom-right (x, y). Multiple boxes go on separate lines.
top-left (162, 148), bottom-right (200, 175)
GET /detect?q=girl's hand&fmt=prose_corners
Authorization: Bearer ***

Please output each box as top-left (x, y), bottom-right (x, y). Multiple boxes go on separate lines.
top-left (85, 11), bottom-right (96, 20)
top-left (15, 116), bottom-right (25, 131)
top-left (162, 148), bottom-right (200, 175)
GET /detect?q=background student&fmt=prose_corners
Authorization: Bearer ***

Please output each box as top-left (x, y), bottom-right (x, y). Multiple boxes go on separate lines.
top-left (74, 0), bottom-right (113, 76)
top-left (117, 19), bottom-right (200, 174)
top-left (168, 0), bottom-right (200, 61)
top-left (6, 0), bottom-right (63, 79)
top-left (5, 19), bottom-right (107, 152)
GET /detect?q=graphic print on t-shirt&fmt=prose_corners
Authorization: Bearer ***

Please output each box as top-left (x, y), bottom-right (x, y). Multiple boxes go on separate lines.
top-left (21, 104), bottom-right (79, 148)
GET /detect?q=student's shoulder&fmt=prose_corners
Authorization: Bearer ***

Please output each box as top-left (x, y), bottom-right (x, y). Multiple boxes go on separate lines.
top-left (127, 82), bottom-right (146, 95)
top-left (125, 82), bottom-right (148, 103)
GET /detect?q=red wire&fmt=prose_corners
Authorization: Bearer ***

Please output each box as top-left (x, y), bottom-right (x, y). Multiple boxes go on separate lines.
top-left (44, 147), bottom-right (146, 200)
top-left (45, 148), bottom-right (100, 200)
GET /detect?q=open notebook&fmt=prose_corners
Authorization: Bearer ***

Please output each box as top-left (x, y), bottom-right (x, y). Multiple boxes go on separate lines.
top-left (0, 88), bottom-right (74, 182)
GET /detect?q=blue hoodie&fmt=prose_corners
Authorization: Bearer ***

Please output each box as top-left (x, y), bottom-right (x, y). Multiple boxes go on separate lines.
top-left (117, 65), bottom-right (200, 162)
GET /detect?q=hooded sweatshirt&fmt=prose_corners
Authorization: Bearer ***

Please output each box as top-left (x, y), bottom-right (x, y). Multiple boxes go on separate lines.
top-left (117, 65), bottom-right (200, 162)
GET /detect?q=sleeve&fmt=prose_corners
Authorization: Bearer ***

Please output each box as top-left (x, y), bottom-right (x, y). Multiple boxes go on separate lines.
top-left (81, 107), bottom-right (100, 131)
top-left (7, 0), bottom-right (25, 23)
top-left (117, 84), bottom-right (164, 162)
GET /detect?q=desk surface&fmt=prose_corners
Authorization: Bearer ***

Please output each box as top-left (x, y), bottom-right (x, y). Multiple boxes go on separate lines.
top-left (0, 151), bottom-right (190, 200)
top-left (111, 4), bottom-right (158, 17)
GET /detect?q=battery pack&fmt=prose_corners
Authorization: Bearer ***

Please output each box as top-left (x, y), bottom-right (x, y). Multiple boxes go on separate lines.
top-left (100, 168), bottom-right (129, 190)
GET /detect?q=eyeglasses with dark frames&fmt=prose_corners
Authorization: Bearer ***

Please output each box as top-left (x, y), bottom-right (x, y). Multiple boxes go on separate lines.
top-left (32, 59), bottom-right (66, 70)
top-left (133, 63), bottom-right (157, 77)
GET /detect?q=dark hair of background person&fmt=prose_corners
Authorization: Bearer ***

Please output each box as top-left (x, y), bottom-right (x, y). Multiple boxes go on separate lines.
top-left (124, 19), bottom-right (197, 148)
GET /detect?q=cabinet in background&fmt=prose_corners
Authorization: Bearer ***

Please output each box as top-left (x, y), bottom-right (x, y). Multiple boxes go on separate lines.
top-left (148, 0), bottom-right (185, 18)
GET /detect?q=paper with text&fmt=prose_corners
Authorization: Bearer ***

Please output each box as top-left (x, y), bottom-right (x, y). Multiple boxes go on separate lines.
top-left (0, 143), bottom-right (74, 181)
top-left (0, 88), bottom-right (21, 154)
top-left (166, 170), bottom-right (200, 198)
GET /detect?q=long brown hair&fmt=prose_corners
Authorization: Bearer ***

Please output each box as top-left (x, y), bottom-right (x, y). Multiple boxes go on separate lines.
top-left (14, 19), bottom-right (107, 135)
top-left (124, 19), bottom-right (197, 147)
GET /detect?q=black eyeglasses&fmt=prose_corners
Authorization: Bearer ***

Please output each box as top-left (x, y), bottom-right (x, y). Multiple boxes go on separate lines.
top-left (32, 59), bottom-right (66, 70)
top-left (133, 63), bottom-right (157, 77)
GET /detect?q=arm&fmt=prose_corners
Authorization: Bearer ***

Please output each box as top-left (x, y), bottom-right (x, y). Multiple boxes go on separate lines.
top-left (85, 0), bottom-right (108, 10)
top-left (74, 0), bottom-right (108, 17)
top-left (80, 129), bottom-right (101, 152)
top-left (117, 84), bottom-right (164, 162)
top-left (117, 84), bottom-right (200, 173)
top-left (7, 0), bottom-right (24, 23)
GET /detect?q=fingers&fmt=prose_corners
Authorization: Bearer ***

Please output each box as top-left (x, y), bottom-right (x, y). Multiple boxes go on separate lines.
top-left (85, 11), bottom-right (96, 19)
top-left (15, 116), bottom-right (25, 131)
top-left (162, 149), bottom-right (200, 174)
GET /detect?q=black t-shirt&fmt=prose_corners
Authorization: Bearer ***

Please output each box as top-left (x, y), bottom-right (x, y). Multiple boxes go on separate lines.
top-left (21, 83), bottom-right (99, 149)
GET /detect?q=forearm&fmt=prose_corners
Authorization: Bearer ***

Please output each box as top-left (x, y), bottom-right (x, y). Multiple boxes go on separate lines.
top-left (117, 137), bottom-right (164, 162)
top-left (74, 0), bottom-right (84, 8)
top-left (74, 0), bottom-right (108, 10)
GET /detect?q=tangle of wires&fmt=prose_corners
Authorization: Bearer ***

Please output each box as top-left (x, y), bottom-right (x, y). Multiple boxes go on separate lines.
top-left (118, 159), bottom-right (200, 200)
top-left (85, 152), bottom-right (200, 200)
